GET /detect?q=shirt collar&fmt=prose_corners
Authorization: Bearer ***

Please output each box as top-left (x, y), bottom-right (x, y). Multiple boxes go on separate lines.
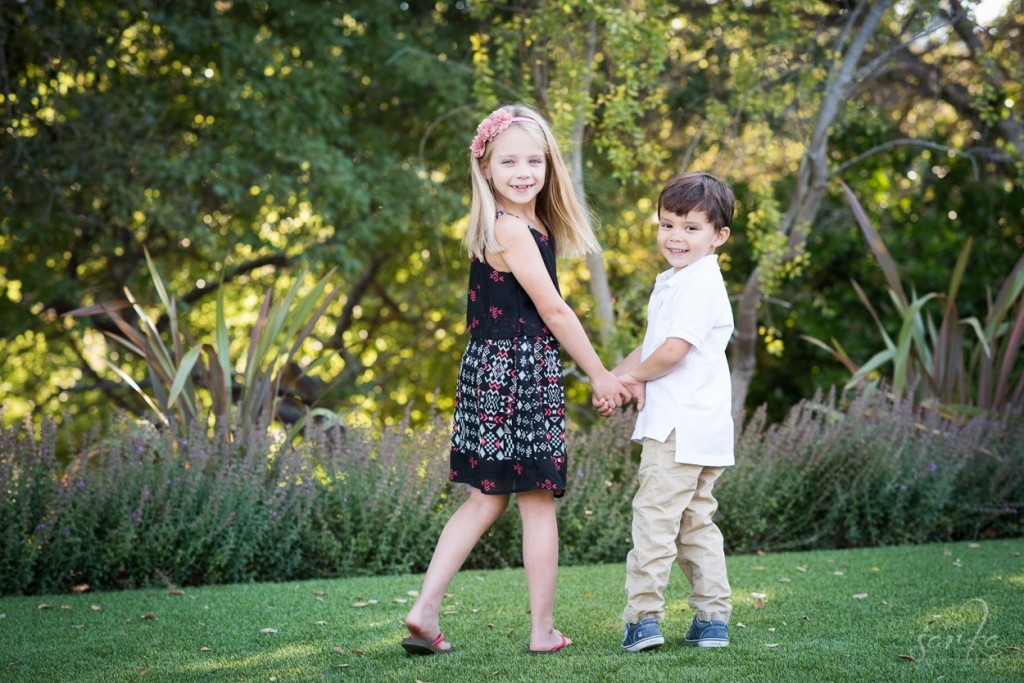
top-left (655, 254), bottom-right (719, 288)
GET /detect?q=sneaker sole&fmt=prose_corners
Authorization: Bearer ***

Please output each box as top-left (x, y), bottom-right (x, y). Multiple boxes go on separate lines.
top-left (622, 636), bottom-right (665, 652)
top-left (685, 639), bottom-right (729, 648)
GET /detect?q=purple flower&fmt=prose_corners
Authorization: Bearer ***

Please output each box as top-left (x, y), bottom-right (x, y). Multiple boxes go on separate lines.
top-left (926, 462), bottom-right (937, 473)
top-left (899, 484), bottom-right (908, 491)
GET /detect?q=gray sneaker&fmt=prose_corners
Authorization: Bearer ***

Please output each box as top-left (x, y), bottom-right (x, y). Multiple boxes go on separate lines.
top-left (684, 616), bottom-right (729, 647)
top-left (621, 617), bottom-right (665, 652)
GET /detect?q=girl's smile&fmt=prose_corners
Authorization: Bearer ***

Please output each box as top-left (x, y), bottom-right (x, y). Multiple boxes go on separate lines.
top-left (482, 127), bottom-right (546, 210)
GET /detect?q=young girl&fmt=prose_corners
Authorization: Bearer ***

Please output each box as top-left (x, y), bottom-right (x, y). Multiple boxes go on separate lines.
top-left (402, 104), bottom-right (630, 655)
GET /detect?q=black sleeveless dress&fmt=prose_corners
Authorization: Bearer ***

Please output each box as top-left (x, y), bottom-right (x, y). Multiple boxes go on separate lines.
top-left (449, 214), bottom-right (567, 497)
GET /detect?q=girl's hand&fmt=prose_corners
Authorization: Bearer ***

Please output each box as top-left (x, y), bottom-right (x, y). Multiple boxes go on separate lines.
top-left (592, 395), bottom-right (615, 418)
top-left (591, 370), bottom-right (630, 412)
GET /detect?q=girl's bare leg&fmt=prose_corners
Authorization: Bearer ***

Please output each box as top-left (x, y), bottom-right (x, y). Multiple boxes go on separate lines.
top-left (405, 489), bottom-right (509, 649)
top-left (517, 489), bottom-right (571, 651)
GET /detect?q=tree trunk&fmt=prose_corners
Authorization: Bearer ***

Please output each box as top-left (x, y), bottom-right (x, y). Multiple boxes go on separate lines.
top-left (565, 27), bottom-right (616, 349)
top-left (729, 0), bottom-right (893, 421)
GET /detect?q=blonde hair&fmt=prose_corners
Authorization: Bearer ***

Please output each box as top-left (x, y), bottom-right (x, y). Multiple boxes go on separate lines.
top-left (465, 103), bottom-right (599, 260)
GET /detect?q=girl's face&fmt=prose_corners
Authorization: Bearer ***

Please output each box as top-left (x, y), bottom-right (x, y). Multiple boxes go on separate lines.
top-left (481, 126), bottom-right (547, 211)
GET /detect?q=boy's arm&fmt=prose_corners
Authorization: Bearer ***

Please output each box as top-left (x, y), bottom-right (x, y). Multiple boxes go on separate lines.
top-left (612, 345), bottom-right (643, 375)
top-left (625, 337), bottom-right (691, 382)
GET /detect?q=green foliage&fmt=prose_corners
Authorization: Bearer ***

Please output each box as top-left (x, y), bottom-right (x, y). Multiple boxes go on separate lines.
top-left (720, 386), bottom-right (1023, 552)
top-left (3, 384), bottom-right (1021, 596)
top-left (804, 183), bottom-right (1024, 418)
top-left (67, 249), bottom-right (341, 439)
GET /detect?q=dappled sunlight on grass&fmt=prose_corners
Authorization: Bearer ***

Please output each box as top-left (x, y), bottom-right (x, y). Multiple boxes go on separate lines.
top-left (179, 643), bottom-right (321, 675)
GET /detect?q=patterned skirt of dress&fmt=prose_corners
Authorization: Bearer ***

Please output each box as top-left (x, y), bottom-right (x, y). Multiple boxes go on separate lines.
top-left (449, 336), bottom-right (567, 497)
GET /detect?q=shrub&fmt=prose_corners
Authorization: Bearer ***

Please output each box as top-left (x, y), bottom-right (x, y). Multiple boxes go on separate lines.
top-left (718, 386), bottom-right (1023, 552)
top-left (1, 385), bottom-right (1020, 596)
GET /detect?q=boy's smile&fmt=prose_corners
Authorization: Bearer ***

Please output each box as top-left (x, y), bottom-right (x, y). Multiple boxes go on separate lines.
top-left (657, 209), bottom-right (729, 271)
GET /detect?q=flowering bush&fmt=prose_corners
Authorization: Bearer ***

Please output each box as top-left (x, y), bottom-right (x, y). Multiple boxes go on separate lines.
top-left (1, 384), bottom-right (1020, 596)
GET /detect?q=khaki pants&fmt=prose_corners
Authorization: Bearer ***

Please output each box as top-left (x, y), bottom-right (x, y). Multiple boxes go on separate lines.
top-left (623, 431), bottom-right (732, 624)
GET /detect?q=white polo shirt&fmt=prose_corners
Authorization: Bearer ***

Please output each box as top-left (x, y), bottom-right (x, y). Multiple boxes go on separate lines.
top-left (631, 254), bottom-right (735, 466)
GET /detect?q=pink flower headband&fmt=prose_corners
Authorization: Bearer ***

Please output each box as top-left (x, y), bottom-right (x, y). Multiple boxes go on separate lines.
top-left (470, 108), bottom-right (539, 158)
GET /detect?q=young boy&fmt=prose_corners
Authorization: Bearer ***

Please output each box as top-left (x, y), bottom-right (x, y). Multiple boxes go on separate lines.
top-left (612, 171), bottom-right (735, 651)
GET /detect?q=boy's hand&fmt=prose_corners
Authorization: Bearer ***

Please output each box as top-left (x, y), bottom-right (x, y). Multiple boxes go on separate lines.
top-left (618, 372), bottom-right (646, 411)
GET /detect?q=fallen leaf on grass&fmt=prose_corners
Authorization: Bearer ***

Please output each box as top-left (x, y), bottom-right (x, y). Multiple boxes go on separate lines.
top-left (62, 605), bottom-right (72, 610)
top-left (0, 614), bottom-right (5, 619)
top-left (260, 628), bottom-right (278, 634)
top-left (38, 604), bottom-right (52, 609)
top-left (795, 566), bottom-right (807, 573)
top-left (751, 566), bottom-right (765, 571)
top-left (943, 549), bottom-right (952, 557)
top-left (492, 671), bottom-right (501, 676)
top-left (168, 590), bottom-right (185, 596)
top-left (141, 613), bottom-right (156, 620)
top-left (444, 593), bottom-right (456, 598)
top-left (200, 647), bottom-right (211, 652)
top-left (751, 592), bottom-right (766, 609)
top-left (833, 571), bottom-right (844, 576)
top-left (71, 584), bottom-right (90, 593)
top-left (1008, 646), bottom-right (1021, 651)
top-left (335, 664), bottom-right (349, 668)
top-left (487, 623), bottom-right (494, 629)
top-left (443, 611), bottom-right (457, 616)
top-left (350, 650), bottom-right (364, 656)
top-left (777, 578), bottom-right (791, 583)
top-left (735, 623), bottom-right (746, 628)
top-left (72, 624), bottom-right (84, 629)
top-left (139, 667), bottom-right (146, 676)
top-left (756, 550), bottom-right (766, 556)
top-left (315, 621), bottom-right (328, 626)
top-left (852, 593), bottom-right (869, 600)
top-left (90, 605), bottom-right (102, 611)
top-left (801, 615), bottom-right (810, 621)
top-left (968, 543), bottom-right (980, 548)
top-left (407, 590), bottom-right (419, 596)
top-left (1011, 552), bottom-right (1020, 557)
top-left (472, 608), bottom-right (480, 613)
top-left (352, 602), bottom-right (369, 608)
top-left (394, 598), bottom-right (408, 604)
top-left (506, 628), bottom-right (515, 638)
top-left (314, 591), bottom-right (327, 596)
top-left (898, 654), bottom-right (916, 661)
top-left (333, 647), bottom-right (345, 655)
top-left (765, 643), bottom-right (780, 648)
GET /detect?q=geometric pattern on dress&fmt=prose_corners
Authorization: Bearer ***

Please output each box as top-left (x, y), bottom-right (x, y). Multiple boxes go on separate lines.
top-left (450, 336), bottom-right (567, 496)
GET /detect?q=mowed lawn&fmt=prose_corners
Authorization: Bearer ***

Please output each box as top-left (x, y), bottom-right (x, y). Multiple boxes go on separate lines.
top-left (1, 539), bottom-right (1022, 682)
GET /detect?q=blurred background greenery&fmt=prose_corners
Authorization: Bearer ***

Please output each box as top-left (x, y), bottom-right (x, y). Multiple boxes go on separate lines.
top-left (2, 0), bottom-right (1022, 439)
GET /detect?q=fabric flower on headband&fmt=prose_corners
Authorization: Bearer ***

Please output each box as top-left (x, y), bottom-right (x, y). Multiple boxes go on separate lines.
top-left (470, 108), bottom-right (536, 158)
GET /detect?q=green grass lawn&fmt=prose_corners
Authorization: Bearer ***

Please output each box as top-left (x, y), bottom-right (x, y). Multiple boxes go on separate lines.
top-left (1, 539), bottom-right (1022, 682)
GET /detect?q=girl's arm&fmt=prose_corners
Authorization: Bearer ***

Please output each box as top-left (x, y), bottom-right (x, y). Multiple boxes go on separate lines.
top-left (493, 218), bottom-right (630, 407)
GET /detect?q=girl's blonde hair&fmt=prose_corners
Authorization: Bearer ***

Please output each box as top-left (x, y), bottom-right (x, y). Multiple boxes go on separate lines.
top-left (466, 103), bottom-right (599, 260)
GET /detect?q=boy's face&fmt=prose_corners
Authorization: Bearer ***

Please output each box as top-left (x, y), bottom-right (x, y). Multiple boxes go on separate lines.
top-left (657, 209), bottom-right (730, 272)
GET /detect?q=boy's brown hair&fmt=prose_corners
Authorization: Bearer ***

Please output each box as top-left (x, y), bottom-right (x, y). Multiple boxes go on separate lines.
top-left (658, 172), bottom-right (734, 232)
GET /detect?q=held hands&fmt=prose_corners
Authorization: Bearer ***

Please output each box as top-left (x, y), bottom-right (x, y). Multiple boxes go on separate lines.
top-left (590, 370), bottom-right (633, 418)
top-left (591, 371), bottom-right (645, 417)
top-left (618, 372), bottom-right (646, 411)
